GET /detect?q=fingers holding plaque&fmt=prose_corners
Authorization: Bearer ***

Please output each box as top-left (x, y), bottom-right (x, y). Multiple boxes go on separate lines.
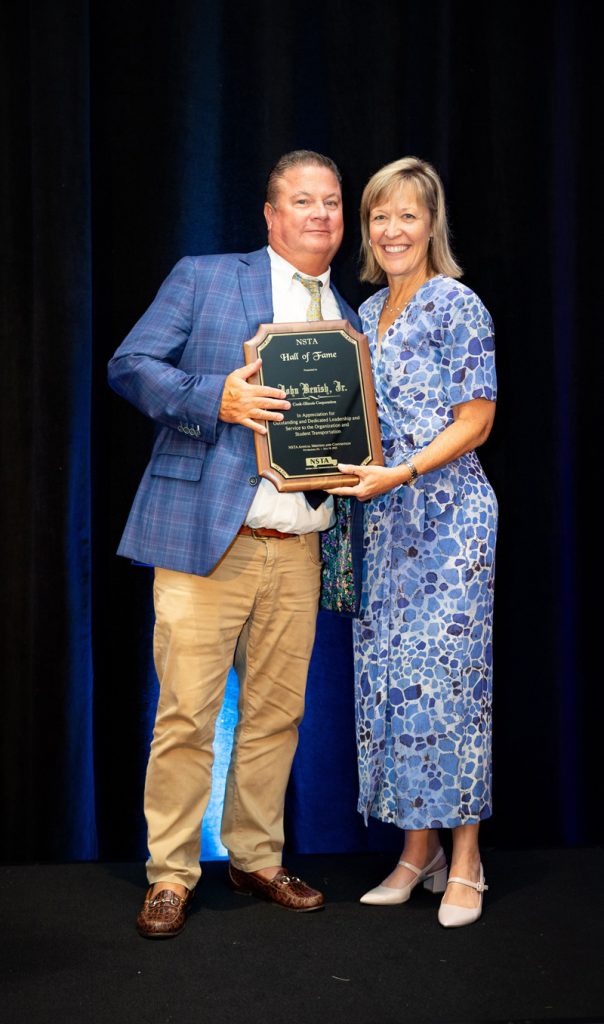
top-left (243, 321), bottom-right (384, 492)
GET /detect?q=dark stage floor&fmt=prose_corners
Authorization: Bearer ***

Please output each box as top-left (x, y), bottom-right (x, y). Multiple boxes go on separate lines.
top-left (2, 848), bottom-right (603, 1024)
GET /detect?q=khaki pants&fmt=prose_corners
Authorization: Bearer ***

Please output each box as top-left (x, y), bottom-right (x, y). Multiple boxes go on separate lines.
top-left (144, 532), bottom-right (321, 890)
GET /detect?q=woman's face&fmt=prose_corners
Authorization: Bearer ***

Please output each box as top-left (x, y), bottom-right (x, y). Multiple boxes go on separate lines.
top-left (368, 182), bottom-right (432, 283)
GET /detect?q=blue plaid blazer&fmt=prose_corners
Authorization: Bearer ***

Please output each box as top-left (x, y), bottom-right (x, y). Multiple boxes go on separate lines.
top-left (108, 247), bottom-right (362, 576)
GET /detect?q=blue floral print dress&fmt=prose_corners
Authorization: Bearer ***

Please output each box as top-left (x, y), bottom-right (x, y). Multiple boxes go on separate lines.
top-left (355, 275), bottom-right (497, 830)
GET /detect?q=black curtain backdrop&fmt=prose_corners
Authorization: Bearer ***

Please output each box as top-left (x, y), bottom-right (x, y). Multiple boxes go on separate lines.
top-left (1, 0), bottom-right (602, 863)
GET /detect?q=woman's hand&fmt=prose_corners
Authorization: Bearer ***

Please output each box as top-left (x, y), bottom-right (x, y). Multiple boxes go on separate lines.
top-left (326, 398), bottom-right (496, 501)
top-left (325, 463), bottom-right (405, 501)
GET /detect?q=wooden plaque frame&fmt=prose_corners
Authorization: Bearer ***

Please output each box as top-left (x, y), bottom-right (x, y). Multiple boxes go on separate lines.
top-left (243, 320), bottom-right (383, 492)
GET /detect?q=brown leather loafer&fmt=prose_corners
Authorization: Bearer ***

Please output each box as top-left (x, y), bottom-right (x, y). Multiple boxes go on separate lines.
top-left (229, 864), bottom-right (324, 912)
top-left (136, 886), bottom-right (194, 939)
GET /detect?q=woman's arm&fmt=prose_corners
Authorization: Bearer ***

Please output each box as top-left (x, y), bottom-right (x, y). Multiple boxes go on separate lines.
top-left (326, 397), bottom-right (496, 501)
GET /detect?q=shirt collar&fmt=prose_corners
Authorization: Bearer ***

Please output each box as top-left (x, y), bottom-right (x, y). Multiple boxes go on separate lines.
top-left (267, 245), bottom-right (331, 288)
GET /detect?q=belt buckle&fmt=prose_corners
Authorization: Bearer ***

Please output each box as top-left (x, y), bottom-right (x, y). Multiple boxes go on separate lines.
top-left (244, 526), bottom-right (267, 540)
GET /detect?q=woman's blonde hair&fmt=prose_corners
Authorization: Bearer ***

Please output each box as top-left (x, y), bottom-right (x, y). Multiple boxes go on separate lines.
top-left (359, 156), bottom-right (462, 284)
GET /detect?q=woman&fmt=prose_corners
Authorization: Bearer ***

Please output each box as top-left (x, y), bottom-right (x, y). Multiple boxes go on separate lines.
top-left (328, 157), bottom-right (497, 927)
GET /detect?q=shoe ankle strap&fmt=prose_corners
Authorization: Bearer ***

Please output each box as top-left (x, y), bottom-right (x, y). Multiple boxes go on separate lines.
top-left (396, 859), bottom-right (422, 877)
top-left (397, 848), bottom-right (446, 877)
top-left (447, 875), bottom-right (488, 892)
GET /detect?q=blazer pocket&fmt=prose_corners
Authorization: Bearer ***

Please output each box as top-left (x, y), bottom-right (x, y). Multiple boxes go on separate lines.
top-left (150, 453), bottom-right (204, 481)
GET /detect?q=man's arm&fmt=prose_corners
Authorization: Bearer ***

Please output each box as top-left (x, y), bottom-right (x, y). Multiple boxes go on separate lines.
top-left (108, 257), bottom-right (226, 443)
top-left (108, 257), bottom-right (289, 442)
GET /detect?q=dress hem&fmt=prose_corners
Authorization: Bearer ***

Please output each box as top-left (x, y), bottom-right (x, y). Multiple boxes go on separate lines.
top-left (361, 805), bottom-right (493, 831)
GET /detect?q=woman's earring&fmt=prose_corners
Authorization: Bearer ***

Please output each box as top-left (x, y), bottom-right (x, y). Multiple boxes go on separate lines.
top-left (369, 240), bottom-right (373, 247)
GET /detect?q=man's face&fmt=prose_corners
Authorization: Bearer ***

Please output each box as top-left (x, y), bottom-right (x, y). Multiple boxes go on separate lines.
top-left (264, 164), bottom-right (344, 274)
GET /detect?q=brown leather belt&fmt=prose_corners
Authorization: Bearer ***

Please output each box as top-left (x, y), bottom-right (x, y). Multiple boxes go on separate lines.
top-left (238, 525), bottom-right (297, 540)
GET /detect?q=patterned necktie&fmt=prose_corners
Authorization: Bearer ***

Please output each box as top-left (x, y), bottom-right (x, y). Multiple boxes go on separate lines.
top-left (293, 272), bottom-right (323, 321)
top-left (292, 272), bottom-right (328, 509)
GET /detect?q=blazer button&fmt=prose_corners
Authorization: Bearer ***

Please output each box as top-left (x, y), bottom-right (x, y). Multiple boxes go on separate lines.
top-left (249, 475), bottom-right (259, 486)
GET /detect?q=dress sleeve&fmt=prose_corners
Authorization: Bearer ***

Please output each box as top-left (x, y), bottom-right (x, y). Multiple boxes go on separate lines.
top-left (441, 290), bottom-right (497, 405)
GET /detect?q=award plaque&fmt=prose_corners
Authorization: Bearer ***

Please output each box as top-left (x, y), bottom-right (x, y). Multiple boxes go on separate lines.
top-left (244, 320), bottom-right (383, 491)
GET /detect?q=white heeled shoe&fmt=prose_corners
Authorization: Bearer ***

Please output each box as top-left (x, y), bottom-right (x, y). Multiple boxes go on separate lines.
top-left (360, 848), bottom-right (448, 906)
top-left (437, 863), bottom-right (488, 927)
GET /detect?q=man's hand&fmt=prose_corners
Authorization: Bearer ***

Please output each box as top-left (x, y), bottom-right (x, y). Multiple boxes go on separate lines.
top-left (219, 358), bottom-right (291, 435)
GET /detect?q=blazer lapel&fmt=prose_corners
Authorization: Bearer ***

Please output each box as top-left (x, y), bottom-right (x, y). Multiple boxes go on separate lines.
top-left (238, 248), bottom-right (274, 336)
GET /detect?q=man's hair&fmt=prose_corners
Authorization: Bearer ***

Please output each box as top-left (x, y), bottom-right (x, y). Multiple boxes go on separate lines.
top-left (265, 150), bottom-right (342, 207)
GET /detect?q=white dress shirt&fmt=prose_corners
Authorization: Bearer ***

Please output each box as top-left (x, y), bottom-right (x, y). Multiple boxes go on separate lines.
top-left (245, 246), bottom-right (339, 533)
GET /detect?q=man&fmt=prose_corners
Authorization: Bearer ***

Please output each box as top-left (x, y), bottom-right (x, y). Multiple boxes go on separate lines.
top-left (108, 150), bottom-right (361, 938)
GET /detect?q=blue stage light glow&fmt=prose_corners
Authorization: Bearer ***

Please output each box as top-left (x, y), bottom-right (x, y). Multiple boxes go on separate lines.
top-left (201, 668), bottom-right (239, 860)
top-left (141, 663), bottom-right (238, 861)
